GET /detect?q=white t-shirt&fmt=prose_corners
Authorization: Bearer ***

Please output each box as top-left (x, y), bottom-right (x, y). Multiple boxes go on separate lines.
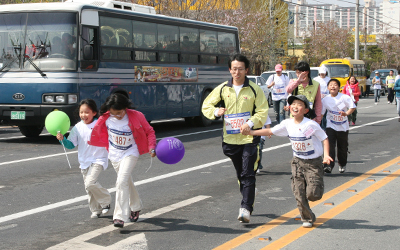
top-left (261, 115), bottom-right (272, 140)
top-left (267, 74), bottom-right (290, 101)
top-left (313, 76), bottom-right (331, 99)
top-left (395, 75), bottom-right (400, 82)
top-left (67, 120), bottom-right (108, 170)
top-left (321, 93), bottom-right (356, 132)
top-left (271, 118), bottom-right (327, 159)
top-left (373, 77), bottom-right (381, 89)
top-left (106, 115), bottom-right (139, 162)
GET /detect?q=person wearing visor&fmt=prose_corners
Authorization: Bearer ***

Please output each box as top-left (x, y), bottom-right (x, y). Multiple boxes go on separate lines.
top-left (313, 66), bottom-right (331, 129)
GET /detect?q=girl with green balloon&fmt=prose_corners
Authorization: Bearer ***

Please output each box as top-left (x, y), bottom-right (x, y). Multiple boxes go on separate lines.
top-left (49, 99), bottom-right (112, 219)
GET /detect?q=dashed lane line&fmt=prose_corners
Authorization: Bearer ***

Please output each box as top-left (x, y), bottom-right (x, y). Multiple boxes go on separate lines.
top-left (213, 155), bottom-right (400, 250)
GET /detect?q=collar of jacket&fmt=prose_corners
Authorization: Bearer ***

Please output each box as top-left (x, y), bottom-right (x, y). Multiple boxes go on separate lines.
top-left (226, 76), bottom-right (250, 88)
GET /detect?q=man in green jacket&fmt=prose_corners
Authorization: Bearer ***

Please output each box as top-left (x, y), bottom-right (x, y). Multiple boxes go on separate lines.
top-left (202, 54), bottom-right (269, 223)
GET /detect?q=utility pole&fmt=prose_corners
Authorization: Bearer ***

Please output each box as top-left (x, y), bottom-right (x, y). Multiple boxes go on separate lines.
top-left (269, 0), bottom-right (276, 70)
top-left (355, 0), bottom-right (360, 60)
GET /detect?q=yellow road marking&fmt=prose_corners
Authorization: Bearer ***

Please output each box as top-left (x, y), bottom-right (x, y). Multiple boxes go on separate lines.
top-left (213, 156), bottom-right (400, 250)
top-left (262, 167), bottom-right (400, 249)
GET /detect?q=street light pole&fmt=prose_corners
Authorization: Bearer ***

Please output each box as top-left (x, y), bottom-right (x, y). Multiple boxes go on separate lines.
top-left (355, 0), bottom-right (360, 60)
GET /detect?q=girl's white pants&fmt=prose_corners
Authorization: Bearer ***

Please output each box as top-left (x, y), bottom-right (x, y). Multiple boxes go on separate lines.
top-left (81, 163), bottom-right (112, 213)
top-left (111, 155), bottom-right (143, 222)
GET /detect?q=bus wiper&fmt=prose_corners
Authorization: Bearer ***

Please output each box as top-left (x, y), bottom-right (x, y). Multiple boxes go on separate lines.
top-left (24, 55), bottom-right (46, 77)
top-left (0, 57), bottom-right (19, 73)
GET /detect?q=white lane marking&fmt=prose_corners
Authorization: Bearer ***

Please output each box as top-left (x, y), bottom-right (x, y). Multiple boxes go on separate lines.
top-left (0, 132), bottom-right (52, 141)
top-left (357, 106), bottom-right (373, 109)
top-left (0, 116), bottom-right (397, 224)
top-left (0, 151), bottom-right (78, 166)
top-left (46, 195), bottom-right (210, 250)
top-left (0, 128), bottom-right (222, 166)
top-left (0, 186), bottom-right (5, 189)
top-left (0, 224), bottom-right (17, 231)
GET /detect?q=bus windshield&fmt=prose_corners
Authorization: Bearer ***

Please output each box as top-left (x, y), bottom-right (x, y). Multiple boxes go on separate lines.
top-left (324, 64), bottom-right (350, 78)
top-left (0, 12), bottom-right (77, 72)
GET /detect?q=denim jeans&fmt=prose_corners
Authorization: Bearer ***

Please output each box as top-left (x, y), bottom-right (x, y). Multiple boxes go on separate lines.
top-left (374, 89), bottom-right (380, 102)
top-left (273, 99), bottom-right (286, 123)
top-left (397, 97), bottom-right (400, 116)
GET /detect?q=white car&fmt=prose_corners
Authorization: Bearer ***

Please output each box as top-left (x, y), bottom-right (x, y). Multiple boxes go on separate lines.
top-left (247, 75), bottom-right (272, 107)
top-left (287, 68), bottom-right (319, 80)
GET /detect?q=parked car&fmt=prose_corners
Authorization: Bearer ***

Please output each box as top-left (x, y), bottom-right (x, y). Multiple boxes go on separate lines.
top-left (310, 67), bottom-right (320, 79)
top-left (247, 75), bottom-right (272, 107)
top-left (370, 69), bottom-right (399, 96)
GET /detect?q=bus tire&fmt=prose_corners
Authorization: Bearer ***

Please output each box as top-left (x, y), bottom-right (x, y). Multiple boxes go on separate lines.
top-left (18, 125), bottom-right (44, 137)
top-left (194, 91), bottom-right (212, 127)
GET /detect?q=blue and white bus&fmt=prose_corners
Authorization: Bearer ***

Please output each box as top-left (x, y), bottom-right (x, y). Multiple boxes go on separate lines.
top-left (0, 0), bottom-right (239, 137)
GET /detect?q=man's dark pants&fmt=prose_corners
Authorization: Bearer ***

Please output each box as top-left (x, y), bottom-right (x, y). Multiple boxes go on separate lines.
top-left (222, 141), bottom-right (259, 213)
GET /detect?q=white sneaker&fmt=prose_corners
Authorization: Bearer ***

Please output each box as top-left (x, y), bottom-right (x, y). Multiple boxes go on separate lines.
top-left (388, 101), bottom-right (391, 104)
top-left (375, 103), bottom-right (378, 105)
top-left (302, 222), bottom-right (313, 228)
top-left (339, 166), bottom-right (346, 173)
top-left (91, 212), bottom-right (100, 218)
top-left (237, 208), bottom-right (250, 223)
top-left (101, 204), bottom-right (111, 215)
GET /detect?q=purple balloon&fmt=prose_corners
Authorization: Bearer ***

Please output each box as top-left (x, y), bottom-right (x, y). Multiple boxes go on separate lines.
top-left (155, 137), bottom-right (185, 164)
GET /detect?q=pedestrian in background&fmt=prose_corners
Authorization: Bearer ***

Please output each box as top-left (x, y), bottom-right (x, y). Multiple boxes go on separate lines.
top-left (242, 95), bottom-right (332, 228)
top-left (202, 54), bottom-right (268, 223)
top-left (342, 76), bottom-right (360, 126)
top-left (89, 93), bottom-right (157, 228)
top-left (322, 79), bottom-right (356, 174)
top-left (394, 75), bottom-right (400, 122)
top-left (257, 115), bottom-right (272, 174)
top-left (266, 64), bottom-right (290, 124)
top-left (372, 71), bottom-right (382, 104)
top-left (286, 61), bottom-right (323, 124)
top-left (313, 66), bottom-right (331, 130)
top-left (366, 74), bottom-right (372, 97)
top-left (56, 99), bottom-right (111, 219)
top-left (386, 70), bottom-right (395, 104)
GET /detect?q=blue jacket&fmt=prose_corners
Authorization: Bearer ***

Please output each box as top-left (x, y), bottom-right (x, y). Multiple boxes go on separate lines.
top-left (394, 79), bottom-right (400, 98)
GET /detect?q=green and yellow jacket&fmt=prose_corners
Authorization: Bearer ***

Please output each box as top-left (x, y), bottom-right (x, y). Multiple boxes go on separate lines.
top-left (202, 77), bottom-right (269, 145)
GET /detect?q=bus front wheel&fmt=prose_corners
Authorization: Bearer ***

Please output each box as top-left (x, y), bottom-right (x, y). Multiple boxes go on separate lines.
top-left (194, 91), bottom-right (213, 127)
top-left (18, 125), bottom-right (44, 137)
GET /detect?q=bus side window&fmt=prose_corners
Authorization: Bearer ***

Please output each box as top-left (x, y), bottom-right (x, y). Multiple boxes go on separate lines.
top-left (81, 26), bottom-right (99, 70)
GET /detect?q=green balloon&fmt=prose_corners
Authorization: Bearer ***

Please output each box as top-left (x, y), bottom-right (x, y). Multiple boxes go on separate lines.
top-left (45, 111), bottom-right (71, 136)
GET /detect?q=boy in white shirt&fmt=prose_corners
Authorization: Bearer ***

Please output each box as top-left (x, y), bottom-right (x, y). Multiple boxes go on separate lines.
top-left (322, 79), bottom-right (356, 174)
top-left (242, 95), bottom-right (332, 228)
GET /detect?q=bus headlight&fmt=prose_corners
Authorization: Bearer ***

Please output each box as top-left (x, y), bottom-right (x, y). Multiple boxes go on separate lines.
top-left (44, 95), bottom-right (54, 103)
top-left (68, 94), bottom-right (78, 104)
top-left (55, 95), bottom-right (65, 103)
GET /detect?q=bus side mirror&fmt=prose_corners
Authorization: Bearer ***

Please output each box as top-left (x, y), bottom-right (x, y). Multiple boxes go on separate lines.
top-left (83, 45), bottom-right (93, 60)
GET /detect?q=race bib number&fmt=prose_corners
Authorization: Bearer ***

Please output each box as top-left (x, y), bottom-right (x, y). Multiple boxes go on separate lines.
top-left (108, 128), bottom-right (133, 150)
top-left (289, 136), bottom-right (315, 156)
top-left (224, 112), bottom-right (251, 134)
top-left (273, 85), bottom-right (285, 95)
top-left (329, 110), bottom-right (347, 125)
top-left (388, 79), bottom-right (395, 84)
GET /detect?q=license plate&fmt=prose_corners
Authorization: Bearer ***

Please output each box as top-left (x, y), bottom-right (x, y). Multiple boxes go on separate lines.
top-left (11, 111), bottom-right (26, 120)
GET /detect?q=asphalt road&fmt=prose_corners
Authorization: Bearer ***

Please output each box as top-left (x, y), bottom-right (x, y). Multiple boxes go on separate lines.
top-left (0, 96), bottom-right (399, 250)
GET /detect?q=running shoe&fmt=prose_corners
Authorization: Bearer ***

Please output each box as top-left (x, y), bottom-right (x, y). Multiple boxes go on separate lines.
top-left (351, 122), bottom-right (355, 126)
top-left (90, 212), bottom-right (100, 218)
top-left (237, 208), bottom-right (250, 223)
top-left (130, 211), bottom-right (140, 222)
top-left (339, 166), bottom-right (346, 173)
top-left (375, 103), bottom-right (378, 105)
top-left (302, 222), bottom-right (313, 228)
top-left (324, 166), bottom-right (332, 173)
top-left (101, 204), bottom-right (111, 215)
top-left (113, 219), bottom-right (124, 228)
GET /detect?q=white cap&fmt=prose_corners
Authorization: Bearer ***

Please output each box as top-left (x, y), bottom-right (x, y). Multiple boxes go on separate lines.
top-left (375, 71), bottom-right (379, 73)
top-left (319, 66), bottom-right (327, 74)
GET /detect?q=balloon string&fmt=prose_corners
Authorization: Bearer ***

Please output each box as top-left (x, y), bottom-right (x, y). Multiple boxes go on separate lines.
top-left (145, 156), bottom-right (153, 173)
top-left (60, 140), bottom-right (72, 169)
